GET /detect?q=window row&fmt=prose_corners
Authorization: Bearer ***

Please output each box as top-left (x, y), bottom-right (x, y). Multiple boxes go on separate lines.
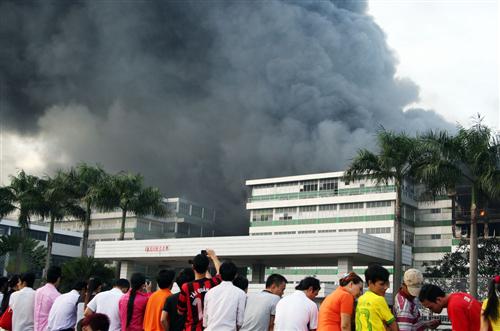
top-left (250, 226), bottom-right (395, 236)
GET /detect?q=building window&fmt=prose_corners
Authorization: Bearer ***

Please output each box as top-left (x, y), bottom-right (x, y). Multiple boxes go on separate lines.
top-left (366, 201), bottom-right (392, 208)
top-left (179, 202), bottom-right (190, 215)
top-left (338, 228), bottom-right (363, 233)
top-left (431, 208), bottom-right (441, 214)
top-left (300, 180), bottom-right (318, 192)
top-left (299, 206), bottom-right (317, 212)
top-left (298, 230), bottom-right (316, 234)
top-left (366, 227), bottom-right (391, 234)
top-left (319, 204), bottom-right (337, 211)
top-left (318, 229), bottom-right (337, 233)
top-left (53, 234), bottom-right (81, 246)
top-left (339, 202), bottom-right (364, 210)
top-left (275, 207), bottom-right (296, 220)
top-left (191, 205), bottom-right (203, 218)
top-left (319, 178), bottom-right (338, 191)
top-left (30, 230), bottom-right (47, 241)
top-left (252, 209), bottom-right (273, 222)
top-left (251, 232), bottom-right (272, 236)
top-left (431, 234), bottom-right (441, 240)
top-left (274, 231), bottom-right (296, 235)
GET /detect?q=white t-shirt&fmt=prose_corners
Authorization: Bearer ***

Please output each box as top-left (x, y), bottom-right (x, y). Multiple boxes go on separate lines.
top-left (274, 290), bottom-right (318, 331)
top-left (240, 290), bottom-right (281, 331)
top-left (86, 288), bottom-right (124, 331)
top-left (203, 281), bottom-right (247, 331)
top-left (47, 290), bottom-right (80, 331)
top-left (9, 287), bottom-right (36, 331)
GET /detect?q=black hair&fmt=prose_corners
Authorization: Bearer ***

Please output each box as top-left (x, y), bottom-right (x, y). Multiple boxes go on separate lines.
top-left (233, 275), bottom-right (249, 292)
top-left (295, 277), bottom-right (321, 291)
top-left (20, 272), bottom-right (36, 288)
top-left (364, 264), bottom-right (389, 285)
top-left (82, 312), bottom-right (110, 331)
top-left (115, 278), bottom-right (130, 290)
top-left (265, 274), bottom-right (288, 289)
top-left (46, 266), bottom-right (62, 284)
top-left (418, 284), bottom-right (446, 303)
top-left (220, 262), bottom-right (238, 281)
top-left (127, 273), bottom-right (146, 327)
top-left (483, 278), bottom-right (499, 322)
top-left (157, 269), bottom-right (176, 289)
top-left (0, 275), bottom-right (20, 315)
top-left (176, 268), bottom-right (195, 288)
top-left (192, 254), bottom-right (210, 274)
top-left (339, 272), bottom-right (363, 287)
top-left (87, 277), bottom-right (103, 294)
top-left (73, 280), bottom-right (88, 292)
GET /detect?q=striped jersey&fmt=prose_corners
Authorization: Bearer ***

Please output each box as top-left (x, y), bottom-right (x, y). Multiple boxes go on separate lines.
top-left (393, 290), bottom-right (426, 331)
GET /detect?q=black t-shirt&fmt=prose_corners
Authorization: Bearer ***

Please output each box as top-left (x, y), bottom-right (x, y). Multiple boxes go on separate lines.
top-left (163, 292), bottom-right (185, 331)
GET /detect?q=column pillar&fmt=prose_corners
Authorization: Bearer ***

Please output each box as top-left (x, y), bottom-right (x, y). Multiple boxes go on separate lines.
top-left (119, 261), bottom-right (135, 279)
top-left (337, 257), bottom-right (353, 276)
top-left (251, 264), bottom-right (266, 284)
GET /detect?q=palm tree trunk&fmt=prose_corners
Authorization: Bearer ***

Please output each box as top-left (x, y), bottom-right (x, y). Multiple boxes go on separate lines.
top-left (43, 216), bottom-right (55, 279)
top-left (115, 208), bottom-right (127, 279)
top-left (469, 185), bottom-right (478, 298)
top-left (393, 182), bottom-right (403, 296)
top-left (15, 225), bottom-right (28, 274)
top-left (81, 203), bottom-right (91, 257)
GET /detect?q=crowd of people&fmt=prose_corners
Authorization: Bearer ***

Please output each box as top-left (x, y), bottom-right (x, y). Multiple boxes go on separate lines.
top-left (0, 249), bottom-right (498, 331)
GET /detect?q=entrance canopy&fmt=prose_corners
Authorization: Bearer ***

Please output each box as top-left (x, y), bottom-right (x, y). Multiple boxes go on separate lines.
top-left (94, 232), bottom-right (412, 268)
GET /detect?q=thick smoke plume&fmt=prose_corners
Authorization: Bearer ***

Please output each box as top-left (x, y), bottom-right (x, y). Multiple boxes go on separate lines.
top-left (0, 1), bottom-right (453, 234)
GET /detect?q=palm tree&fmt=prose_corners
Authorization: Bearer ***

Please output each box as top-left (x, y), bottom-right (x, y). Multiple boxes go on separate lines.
top-left (0, 234), bottom-right (47, 273)
top-left (0, 170), bottom-right (44, 273)
top-left (66, 163), bottom-right (108, 257)
top-left (344, 129), bottom-right (418, 293)
top-left (413, 118), bottom-right (500, 297)
top-left (103, 172), bottom-right (166, 277)
top-left (39, 171), bottom-right (85, 278)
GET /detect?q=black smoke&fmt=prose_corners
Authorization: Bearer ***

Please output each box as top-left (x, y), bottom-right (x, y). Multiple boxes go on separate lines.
top-left (0, 0), bottom-right (453, 234)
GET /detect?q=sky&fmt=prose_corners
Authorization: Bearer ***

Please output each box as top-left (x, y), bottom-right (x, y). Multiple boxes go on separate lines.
top-left (369, 0), bottom-right (499, 129)
top-left (0, 1), bottom-right (498, 233)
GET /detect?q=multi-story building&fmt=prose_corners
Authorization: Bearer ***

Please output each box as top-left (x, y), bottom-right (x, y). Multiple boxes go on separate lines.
top-left (0, 219), bottom-right (82, 276)
top-left (49, 197), bottom-right (216, 252)
top-left (246, 171), bottom-right (456, 282)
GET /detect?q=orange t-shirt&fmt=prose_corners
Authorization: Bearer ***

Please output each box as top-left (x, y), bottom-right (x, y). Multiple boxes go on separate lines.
top-left (143, 288), bottom-right (172, 331)
top-left (318, 286), bottom-right (354, 331)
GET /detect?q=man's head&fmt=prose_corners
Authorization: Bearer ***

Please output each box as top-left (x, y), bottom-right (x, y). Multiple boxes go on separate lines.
top-left (295, 277), bottom-right (320, 300)
top-left (81, 312), bottom-right (110, 331)
top-left (46, 266), bottom-right (62, 285)
top-left (220, 262), bottom-right (238, 281)
top-left (418, 284), bottom-right (447, 313)
top-left (232, 275), bottom-right (249, 293)
top-left (73, 280), bottom-right (88, 296)
top-left (364, 264), bottom-right (390, 296)
top-left (403, 269), bottom-right (423, 298)
top-left (265, 274), bottom-right (288, 297)
top-left (114, 278), bottom-right (130, 293)
top-left (20, 272), bottom-right (36, 289)
top-left (176, 268), bottom-right (195, 289)
top-left (190, 253), bottom-right (210, 275)
top-left (157, 269), bottom-right (176, 290)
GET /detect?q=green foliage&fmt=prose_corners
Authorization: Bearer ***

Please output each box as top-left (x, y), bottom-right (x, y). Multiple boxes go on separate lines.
top-left (0, 235), bottom-right (46, 273)
top-left (60, 257), bottom-right (115, 292)
top-left (424, 238), bottom-right (500, 277)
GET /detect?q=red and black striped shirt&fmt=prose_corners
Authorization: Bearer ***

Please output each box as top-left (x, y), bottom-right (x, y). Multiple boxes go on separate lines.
top-left (177, 275), bottom-right (222, 331)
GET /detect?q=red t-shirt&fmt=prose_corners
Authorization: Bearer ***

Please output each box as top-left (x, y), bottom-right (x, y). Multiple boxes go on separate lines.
top-left (177, 275), bottom-right (221, 331)
top-left (447, 292), bottom-right (481, 331)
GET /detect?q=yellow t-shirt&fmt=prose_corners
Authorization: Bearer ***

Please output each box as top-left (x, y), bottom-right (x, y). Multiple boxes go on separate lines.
top-left (356, 290), bottom-right (395, 331)
top-left (482, 299), bottom-right (500, 331)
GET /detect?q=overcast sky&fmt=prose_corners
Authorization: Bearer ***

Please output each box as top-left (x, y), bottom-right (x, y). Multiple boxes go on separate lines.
top-left (369, 0), bottom-right (499, 129)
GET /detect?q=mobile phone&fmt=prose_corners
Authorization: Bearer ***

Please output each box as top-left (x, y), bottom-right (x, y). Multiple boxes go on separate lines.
top-left (201, 249), bottom-right (207, 256)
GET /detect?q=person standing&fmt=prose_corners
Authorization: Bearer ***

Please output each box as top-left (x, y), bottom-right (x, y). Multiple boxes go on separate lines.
top-left (143, 269), bottom-right (176, 331)
top-left (47, 280), bottom-right (87, 331)
top-left (203, 262), bottom-right (247, 331)
top-left (34, 266), bottom-right (62, 331)
top-left (119, 273), bottom-right (152, 331)
top-left (481, 276), bottom-right (500, 331)
top-left (84, 278), bottom-right (130, 331)
top-left (177, 249), bottom-right (221, 331)
top-left (274, 277), bottom-right (320, 331)
top-left (9, 272), bottom-right (36, 331)
top-left (355, 265), bottom-right (397, 331)
top-left (318, 272), bottom-right (363, 331)
top-left (240, 273), bottom-right (288, 331)
top-left (393, 269), bottom-right (440, 331)
top-left (419, 284), bottom-right (481, 331)
top-left (161, 268), bottom-right (195, 331)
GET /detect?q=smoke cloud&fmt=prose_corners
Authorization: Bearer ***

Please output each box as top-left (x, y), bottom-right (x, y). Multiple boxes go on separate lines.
top-left (0, 0), bottom-right (453, 234)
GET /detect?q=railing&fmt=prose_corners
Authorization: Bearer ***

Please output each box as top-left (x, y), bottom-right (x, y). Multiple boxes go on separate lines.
top-left (248, 185), bottom-right (396, 202)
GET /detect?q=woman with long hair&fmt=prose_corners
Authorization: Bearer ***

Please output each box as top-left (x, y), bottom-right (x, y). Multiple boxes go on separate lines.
top-left (317, 272), bottom-right (364, 331)
top-left (118, 273), bottom-right (152, 331)
top-left (0, 275), bottom-right (20, 316)
top-left (481, 275), bottom-right (500, 331)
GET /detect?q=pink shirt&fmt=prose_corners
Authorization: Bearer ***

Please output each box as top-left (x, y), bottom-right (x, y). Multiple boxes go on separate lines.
top-left (118, 290), bottom-right (151, 331)
top-left (34, 283), bottom-right (60, 331)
